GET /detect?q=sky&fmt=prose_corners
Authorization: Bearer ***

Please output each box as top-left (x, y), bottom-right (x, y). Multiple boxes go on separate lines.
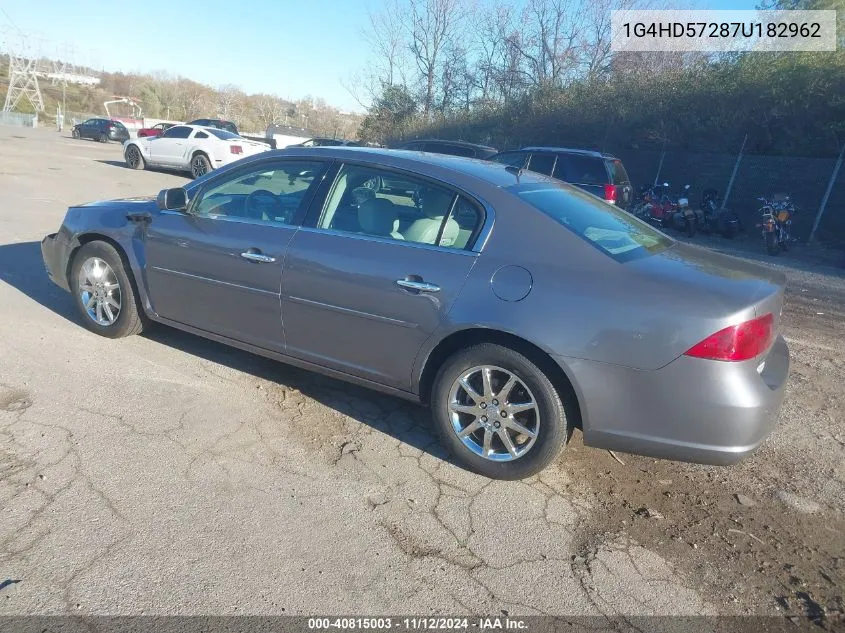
top-left (1, 0), bottom-right (760, 113)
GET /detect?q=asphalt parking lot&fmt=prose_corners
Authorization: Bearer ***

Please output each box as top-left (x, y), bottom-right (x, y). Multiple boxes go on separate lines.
top-left (0, 126), bottom-right (843, 623)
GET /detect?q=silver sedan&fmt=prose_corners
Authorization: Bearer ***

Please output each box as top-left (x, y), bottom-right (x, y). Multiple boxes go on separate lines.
top-left (41, 148), bottom-right (789, 479)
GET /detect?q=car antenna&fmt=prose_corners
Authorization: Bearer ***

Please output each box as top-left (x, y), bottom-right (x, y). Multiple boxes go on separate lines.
top-left (504, 164), bottom-right (523, 180)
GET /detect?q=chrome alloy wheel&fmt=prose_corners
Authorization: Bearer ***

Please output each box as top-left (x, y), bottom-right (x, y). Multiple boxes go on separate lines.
top-left (447, 365), bottom-right (540, 461)
top-left (77, 257), bottom-right (121, 326)
top-left (191, 155), bottom-right (208, 178)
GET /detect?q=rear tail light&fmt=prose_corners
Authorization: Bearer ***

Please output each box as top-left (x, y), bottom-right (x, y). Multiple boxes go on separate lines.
top-left (230, 145), bottom-right (243, 155)
top-left (684, 313), bottom-right (774, 362)
top-left (604, 184), bottom-right (617, 204)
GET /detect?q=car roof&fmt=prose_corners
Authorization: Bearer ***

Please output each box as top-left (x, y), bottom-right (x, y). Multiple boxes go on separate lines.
top-left (516, 146), bottom-right (621, 160)
top-left (398, 138), bottom-right (498, 151)
top-left (223, 146), bottom-right (556, 189)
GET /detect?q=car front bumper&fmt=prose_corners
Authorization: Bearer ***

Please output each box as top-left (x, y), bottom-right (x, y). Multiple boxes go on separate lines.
top-left (560, 335), bottom-right (790, 465)
top-left (41, 232), bottom-right (71, 292)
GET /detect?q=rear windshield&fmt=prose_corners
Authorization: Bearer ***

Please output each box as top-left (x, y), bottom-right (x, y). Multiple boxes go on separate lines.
top-left (607, 159), bottom-right (630, 184)
top-left (509, 183), bottom-right (673, 262)
top-left (553, 154), bottom-right (608, 185)
top-left (208, 129), bottom-right (240, 140)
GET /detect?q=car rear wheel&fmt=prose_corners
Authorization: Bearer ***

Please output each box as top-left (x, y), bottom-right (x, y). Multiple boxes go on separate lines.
top-left (70, 241), bottom-right (145, 339)
top-left (190, 153), bottom-right (211, 179)
top-left (431, 343), bottom-right (568, 480)
top-left (124, 145), bottom-right (145, 170)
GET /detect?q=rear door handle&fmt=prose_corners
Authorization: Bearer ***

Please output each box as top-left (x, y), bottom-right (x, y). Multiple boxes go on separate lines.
top-left (241, 251), bottom-right (276, 263)
top-left (396, 278), bottom-right (440, 293)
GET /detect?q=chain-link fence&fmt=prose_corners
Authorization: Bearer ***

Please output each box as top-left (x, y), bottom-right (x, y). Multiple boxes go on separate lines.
top-left (0, 111), bottom-right (37, 127)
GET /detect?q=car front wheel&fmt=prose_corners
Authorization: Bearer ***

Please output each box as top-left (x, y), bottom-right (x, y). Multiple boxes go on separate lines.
top-left (431, 343), bottom-right (569, 479)
top-left (125, 144), bottom-right (145, 170)
top-left (70, 241), bottom-right (145, 339)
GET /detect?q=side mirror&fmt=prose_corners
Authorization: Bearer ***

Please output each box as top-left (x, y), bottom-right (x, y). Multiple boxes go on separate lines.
top-left (157, 187), bottom-right (187, 211)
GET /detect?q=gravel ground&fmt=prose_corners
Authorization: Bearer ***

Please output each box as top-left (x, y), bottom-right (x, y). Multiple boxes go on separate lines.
top-left (0, 126), bottom-right (842, 629)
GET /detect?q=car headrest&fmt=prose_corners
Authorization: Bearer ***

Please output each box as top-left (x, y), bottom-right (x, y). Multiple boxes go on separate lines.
top-left (357, 198), bottom-right (399, 237)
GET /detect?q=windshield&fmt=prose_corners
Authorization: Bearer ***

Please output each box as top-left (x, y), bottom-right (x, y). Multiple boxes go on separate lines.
top-left (509, 182), bottom-right (673, 262)
top-left (207, 128), bottom-right (240, 140)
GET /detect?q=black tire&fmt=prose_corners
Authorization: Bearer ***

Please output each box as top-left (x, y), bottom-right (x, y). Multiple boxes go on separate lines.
top-left (69, 241), bottom-right (146, 339)
top-left (765, 231), bottom-right (779, 256)
top-left (685, 217), bottom-right (695, 238)
top-left (124, 144), bottom-right (145, 170)
top-left (190, 153), bottom-right (212, 179)
top-left (781, 233), bottom-right (790, 252)
top-left (99, 133), bottom-right (109, 143)
top-left (430, 343), bottom-right (568, 480)
top-left (72, 128), bottom-right (80, 139)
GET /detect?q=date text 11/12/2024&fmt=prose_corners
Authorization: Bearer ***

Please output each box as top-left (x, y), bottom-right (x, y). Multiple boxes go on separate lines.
top-left (307, 618), bottom-right (528, 630)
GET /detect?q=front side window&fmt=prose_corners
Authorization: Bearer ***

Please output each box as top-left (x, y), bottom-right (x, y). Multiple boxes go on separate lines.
top-left (317, 165), bottom-right (482, 249)
top-left (163, 126), bottom-right (192, 139)
top-left (510, 182), bottom-right (673, 262)
top-left (192, 161), bottom-right (327, 226)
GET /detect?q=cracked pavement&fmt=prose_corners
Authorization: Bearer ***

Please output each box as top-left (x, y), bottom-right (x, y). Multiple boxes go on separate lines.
top-left (0, 127), bottom-right (842, 623)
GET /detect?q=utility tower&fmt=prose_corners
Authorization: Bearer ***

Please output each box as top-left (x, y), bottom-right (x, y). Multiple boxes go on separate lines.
top-left (2, 29), bottom-right (45, 113)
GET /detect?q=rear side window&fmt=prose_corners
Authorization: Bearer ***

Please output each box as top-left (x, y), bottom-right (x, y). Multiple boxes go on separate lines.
top-left (509, 183), bottom-right (673, 262)
top-left (554, 155), bottom-right (608, 185)
top-left (491, 152), bottom-right (528, 168)
top-left (527, 153), bottom-right (556, 176)
top-left (427, 143), bottom-right (475, 158)
top-left (208, 129), bottom-right (239, 140)
top-left (195, 131), bottom-right (209, 139)
top-left (608, 159), bottom-right (630, 185)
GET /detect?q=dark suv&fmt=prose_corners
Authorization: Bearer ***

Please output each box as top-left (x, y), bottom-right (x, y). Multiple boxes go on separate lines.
top-left (71, 118), bottom-right (130, 143)
top-left (490, 147), bottom-right (633, 210)
top-left (395, 139), bottom-right (499, 160)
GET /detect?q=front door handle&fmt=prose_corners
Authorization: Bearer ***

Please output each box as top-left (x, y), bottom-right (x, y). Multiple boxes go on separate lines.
top-left (241, 251), bottom-right (276, 263)
top-left (396, 278), bottom-right (440, 293)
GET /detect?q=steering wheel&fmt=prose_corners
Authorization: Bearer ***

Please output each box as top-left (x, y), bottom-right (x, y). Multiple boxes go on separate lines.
top-left (245, 189), bottom-right (284, 222)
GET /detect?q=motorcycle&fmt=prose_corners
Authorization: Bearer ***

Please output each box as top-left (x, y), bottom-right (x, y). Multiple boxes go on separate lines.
top-left (757, 193), bottom-right (795, 255)
top-left (668, 184), bottom-right (696, 237)
top-left (699, 189), bottom-right (741, 238)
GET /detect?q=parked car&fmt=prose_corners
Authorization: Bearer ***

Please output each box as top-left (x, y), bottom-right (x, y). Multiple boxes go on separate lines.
top-left (71, 118), bottom-right (130, 143)
top-left (40, 148), bottom-right (789, 480)
top-left (289, 138), bottom-right (362, 147)
top-left (137, 122), bottom-right (175, 138)
top-left (122, 124), bottom-right (270, 178)
top-left (489, 147), bottom-right (633, 210)
top-left (394, 139), bottom-right (499, 159)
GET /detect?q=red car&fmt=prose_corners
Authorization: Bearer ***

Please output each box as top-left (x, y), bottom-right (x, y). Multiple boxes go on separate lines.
top-left (136, 122), bottom-right (175, 138)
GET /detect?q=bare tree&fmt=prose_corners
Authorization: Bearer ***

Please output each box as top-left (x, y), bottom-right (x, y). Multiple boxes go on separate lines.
top-left (512, 0), bottom-right (585, 88)
top-left (175, 79), bottom-right (208, 120)
top-left (365, 0), bottom-right (409, 87)
top-left (408, 0), bottom-right (466, 118)
top-left (217, 84), bottom-right (244, 120)
top-left (253, 94), bottom-right (284, 128)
